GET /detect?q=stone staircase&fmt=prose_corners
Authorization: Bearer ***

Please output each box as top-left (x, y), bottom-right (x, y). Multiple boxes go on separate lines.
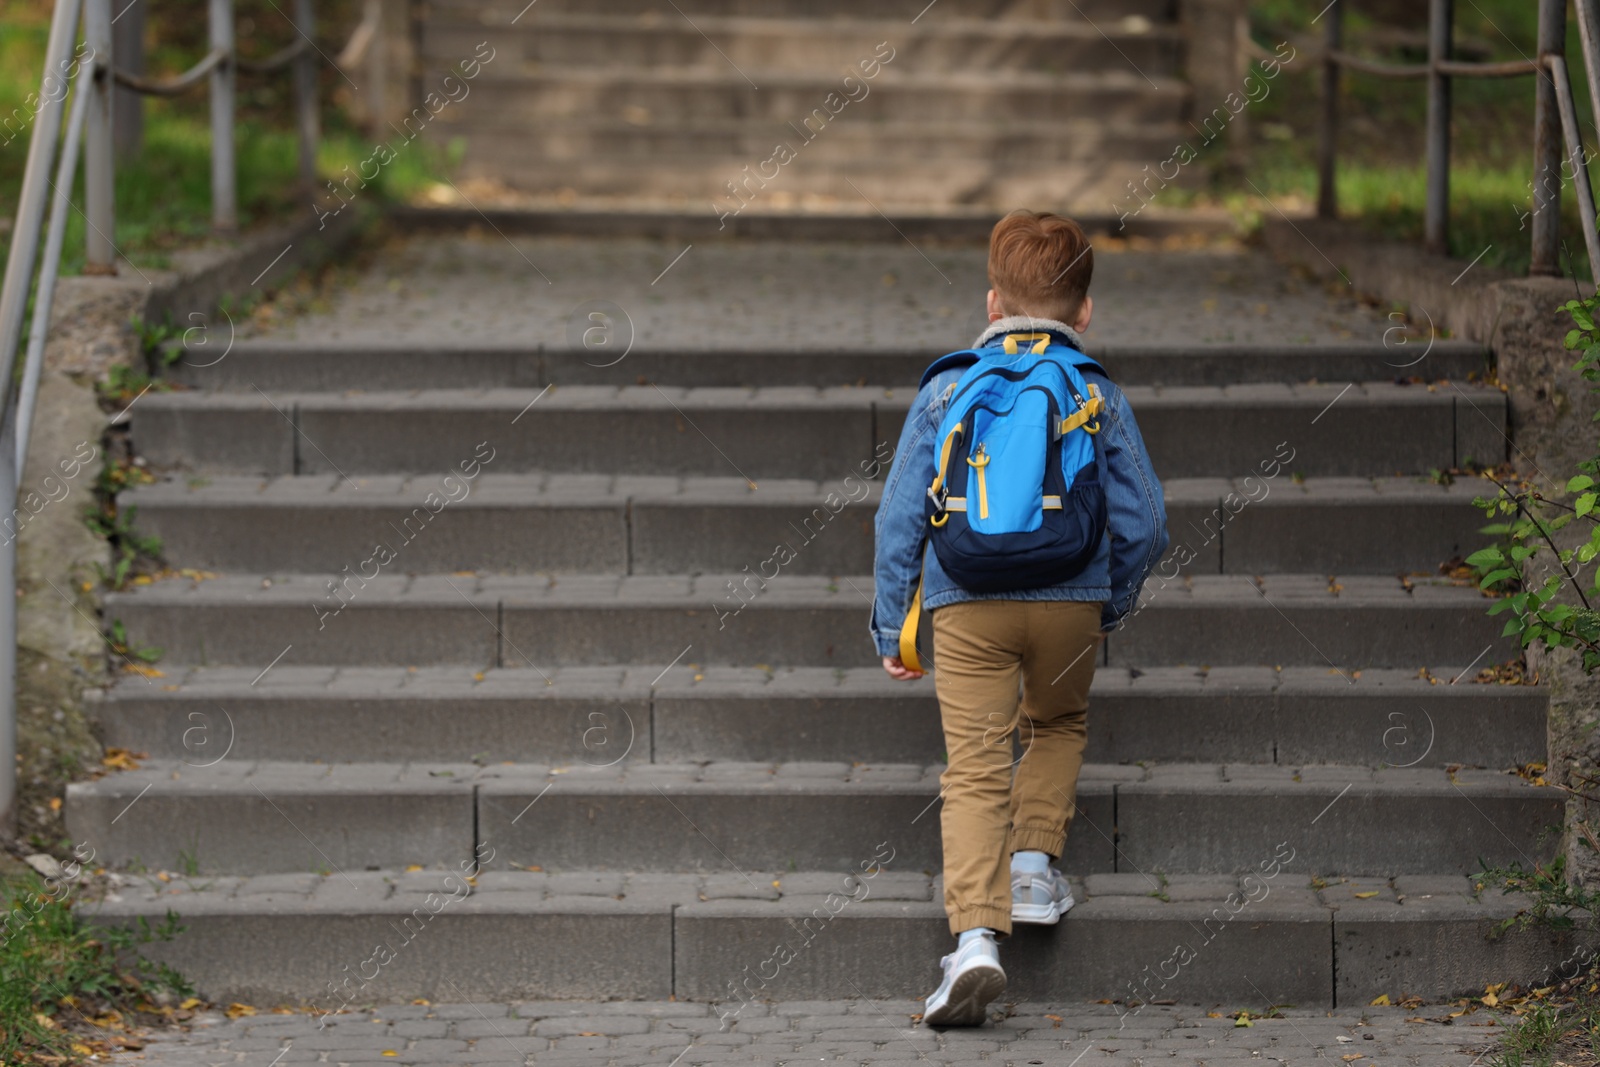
top-left (70, 230), bottom-right (1587, 1010)
top-left (421, 0), bottom-right (1190, 210)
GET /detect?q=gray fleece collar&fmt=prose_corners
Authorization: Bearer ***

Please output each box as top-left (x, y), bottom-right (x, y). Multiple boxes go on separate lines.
top-left (972, 315), bottom-right (1088, 352)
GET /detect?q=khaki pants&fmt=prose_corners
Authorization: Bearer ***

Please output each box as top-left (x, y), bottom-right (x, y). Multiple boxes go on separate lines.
top-left (930, 599), bottom-right (1102, 937)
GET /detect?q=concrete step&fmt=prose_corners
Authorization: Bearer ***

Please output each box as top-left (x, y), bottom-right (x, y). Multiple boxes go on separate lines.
top-left (436, 116), bottom-right (1189, 167)
top-left (453, 68), bottom-right (1186, 125)
top-left (104, 572), bottom-right (1514, 669)
top-left (432, 0), bottom-right (1179, 27)
top-left (385, 203), bottom-right (1241, 241)
top-left (448, 153), bottom-right (1161, 208)
top-left (66, 759), bottom-right (1558, 878)
top-left (164, 341), bottom-right (1491, 393)
top-left (423, 14), bottom-right (1182, 75)
top-left (91, 664), bottom-right (1547, 769)
top-left (129, 381), bottom-right (1507, 480)
top-left (127, 474), bottom-right (1491, 577)
top-left (81, 865), bottom-right (1582, 1006)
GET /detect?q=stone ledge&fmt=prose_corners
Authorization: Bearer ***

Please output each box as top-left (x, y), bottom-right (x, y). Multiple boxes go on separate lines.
top-left (1259, 214), bottom-right (1590, 476)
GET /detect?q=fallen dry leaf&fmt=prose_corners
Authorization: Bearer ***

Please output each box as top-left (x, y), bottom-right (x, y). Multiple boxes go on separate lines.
top-left (101, 747), bottom-right (147, 770)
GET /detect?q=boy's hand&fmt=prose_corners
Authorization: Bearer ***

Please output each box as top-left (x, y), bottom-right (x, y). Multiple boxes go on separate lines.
top-left (882, 656), bottom-right (925, 681)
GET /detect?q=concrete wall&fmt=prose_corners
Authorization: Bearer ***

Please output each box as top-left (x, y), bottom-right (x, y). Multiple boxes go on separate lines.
top-left (1262, 217), bottom-right (1600, 883)
top-left (1179, 0), bottom-right (1251, 169)
top-left (11, 209), bottom-right (366, 843)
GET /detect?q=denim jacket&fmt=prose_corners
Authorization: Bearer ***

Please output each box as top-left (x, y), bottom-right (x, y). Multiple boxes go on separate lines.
top-left (870, 317), bottom-right (1170, 658)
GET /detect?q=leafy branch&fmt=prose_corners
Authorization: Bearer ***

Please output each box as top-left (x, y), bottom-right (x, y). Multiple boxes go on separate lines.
top-left (1467, 295), bottom-right (1600, 674)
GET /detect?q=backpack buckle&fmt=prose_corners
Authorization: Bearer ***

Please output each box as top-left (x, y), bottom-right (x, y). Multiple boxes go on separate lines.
top-left (927, 483), bottom-right (950, 527)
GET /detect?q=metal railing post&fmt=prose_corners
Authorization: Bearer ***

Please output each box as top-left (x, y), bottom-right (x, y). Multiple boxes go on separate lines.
top-left (1578, 0), bottom-right (1600, 124)
top-left (1424, 0), bottom-right (1452, 254)
top-left (1531, 0), bottom-right (1567, 275)
top-left (112, 0), bottom-right (145, 159)
top-left (84, 0), bottom-right (115, 273)
top-left (1548, 56), bottom-right (1600, 285)
top-left (0, 443), bottom-right (15, 838)
top-left (1315, 0), bottom-right (1341, 218)
top-left (210, 0), bottom-right (238, 232)
top-left (292, 0), bottom-right (319, 191)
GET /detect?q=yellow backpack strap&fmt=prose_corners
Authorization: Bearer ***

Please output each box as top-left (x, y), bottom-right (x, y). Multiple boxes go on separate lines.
top-left (898, 543), bottom-right (932, 672)
top-left (1058, 394), bottom-right (1104, 435)
top-left (899, 580), bottom-right (925, 672)
top-left (930, 422), bottom-right (963, 495)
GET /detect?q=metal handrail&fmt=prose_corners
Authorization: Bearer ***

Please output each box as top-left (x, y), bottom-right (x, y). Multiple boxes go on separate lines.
top-left (1282, 0), bottom-right (1598, 273)
top-left (91, 0), bottom-right (370, 245)
top-left (237, 36), bottom-right (312, 74)
top-left (112, 46), bottom-right (226, 96)
top-left (1548, 54), bottom-right (1600, 280)
top-left (0, 0), bottom-right (83, 831)
top-left (116, 35), bottom-right (312, 92)
top-left (0, 0), bottom-right (357, 829)
top-left (1248, 33), bottom-right (1541, 78)
top-left (19, 54), bottom-right (97, 476)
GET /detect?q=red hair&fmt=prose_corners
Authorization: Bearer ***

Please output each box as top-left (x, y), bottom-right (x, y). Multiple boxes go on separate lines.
top-left (987, 210), bottom-right (1094, 322)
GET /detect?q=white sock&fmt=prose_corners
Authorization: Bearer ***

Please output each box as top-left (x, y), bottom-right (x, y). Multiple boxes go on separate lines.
top-left (1011, 850), bottom-right (1050, 875)
top-left (957, 927), bottom-right (996, 948)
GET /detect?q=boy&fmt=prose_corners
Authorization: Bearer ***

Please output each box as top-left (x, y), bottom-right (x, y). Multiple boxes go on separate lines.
top-left (871, 210), bottom-right (1168, 1027)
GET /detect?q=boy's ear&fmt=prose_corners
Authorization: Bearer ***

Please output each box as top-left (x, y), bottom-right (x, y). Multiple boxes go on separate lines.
top-left (986, 289), bottom-right (1005, 322)
top-left (1072, 294), bottom-right (1093, 333)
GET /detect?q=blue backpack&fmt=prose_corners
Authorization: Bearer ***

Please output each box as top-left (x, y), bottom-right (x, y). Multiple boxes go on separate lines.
top-left (921, 331), bottom-right (1109, 594)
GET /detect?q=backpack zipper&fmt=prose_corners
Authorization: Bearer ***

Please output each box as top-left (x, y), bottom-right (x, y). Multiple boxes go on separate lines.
top-left (947, 355), bottom-right (1094, 413)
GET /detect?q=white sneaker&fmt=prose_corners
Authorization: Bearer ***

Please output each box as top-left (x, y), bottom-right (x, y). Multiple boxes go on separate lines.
top-left (1011, 867), bottom-right (1076, 925)
top-left (922, 935), bottom-right (1006, 1027)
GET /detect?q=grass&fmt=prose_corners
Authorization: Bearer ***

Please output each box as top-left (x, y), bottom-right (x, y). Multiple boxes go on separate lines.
top-left (0, 0), bottom-right (456, 276)
top-left (23, 106), bottom-right (458, 277)
top-left (1234, 0), bottom-right (1598, 277)
top-left (1472, 859), bottom-right (1600, 1067)
top-left (0, 867), bottom-right (191, 1064)
top-left (1246, 158), bottom-right (1595, 279)
top-left (1486, 993), bottom-right (1600, 1067)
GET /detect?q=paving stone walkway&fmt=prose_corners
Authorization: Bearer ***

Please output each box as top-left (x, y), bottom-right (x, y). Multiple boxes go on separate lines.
top-left (109, 1000), bottom-right (1500, 1067)
top-left (253, 234), bottom-right (1398, 351)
